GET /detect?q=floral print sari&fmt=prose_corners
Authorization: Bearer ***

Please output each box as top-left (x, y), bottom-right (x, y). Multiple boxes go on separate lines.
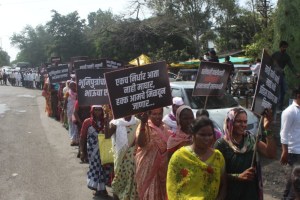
top-left (167, 146), bottom-right (225, 200)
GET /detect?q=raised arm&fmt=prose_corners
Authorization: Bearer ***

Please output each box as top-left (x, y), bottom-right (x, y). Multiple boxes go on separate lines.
top-left (257, 109), bottom-right (277, 159)
top-left (136, 113), bottom-right (149, 148)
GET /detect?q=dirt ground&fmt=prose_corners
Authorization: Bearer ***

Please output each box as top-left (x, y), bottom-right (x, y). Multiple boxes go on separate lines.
top-left (262, 112), bottom-right (286, 200)
top-left (239, 97), bottom-right (286, 199)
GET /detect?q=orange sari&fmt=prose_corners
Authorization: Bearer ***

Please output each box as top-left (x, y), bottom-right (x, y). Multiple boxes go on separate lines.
top-left (43, 82), bottom-right (52, 117)
top-left (135, 120), bottom-right (171, 200)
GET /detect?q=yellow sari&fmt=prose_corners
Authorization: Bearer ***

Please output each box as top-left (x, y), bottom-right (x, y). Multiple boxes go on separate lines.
top-left (167, 146), bottom-right (225, 200)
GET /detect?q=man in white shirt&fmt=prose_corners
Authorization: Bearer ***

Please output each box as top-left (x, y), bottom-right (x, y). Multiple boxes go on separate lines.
top-left (250, 58), bottom-right (261, 77)
top-left (280, 87), bottom-right (300, 199)
top-left (16, 72), bottom-right (22, 87)
top-left (162, 97), bottom-right (184, 132)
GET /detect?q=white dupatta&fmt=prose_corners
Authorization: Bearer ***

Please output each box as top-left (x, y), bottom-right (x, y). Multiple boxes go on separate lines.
top-left (110, 116), bottom-right (137, 156)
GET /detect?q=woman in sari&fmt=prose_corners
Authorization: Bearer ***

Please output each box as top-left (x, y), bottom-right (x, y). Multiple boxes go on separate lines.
top-left (64, 81), bottom-right (78, 146)
top-left (108, 115), bottom-right (140, 200)
top-left (62, 80), bottom-right (70, 129)
top-left (135, 108), bottom-right (172, 200)
top-left (214, 107), bottom-right (276, 200)
top-left (42, 76), bottom-right (52, 117)
top-left (79, 105), bottom-right (110, 197)
top-left (167, 105), bottom-right (194, 159)
top-left (167, 117), bottom-right (227, 200)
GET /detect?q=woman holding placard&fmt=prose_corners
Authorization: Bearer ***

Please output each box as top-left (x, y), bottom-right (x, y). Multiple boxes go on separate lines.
top-left (135, 108), bottom-right (172, 200)
top-left (214, 107), bottom-right (276, 200)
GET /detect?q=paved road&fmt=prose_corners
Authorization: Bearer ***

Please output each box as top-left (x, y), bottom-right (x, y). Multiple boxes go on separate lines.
top-left (0, 85), bottom-right (112, 200)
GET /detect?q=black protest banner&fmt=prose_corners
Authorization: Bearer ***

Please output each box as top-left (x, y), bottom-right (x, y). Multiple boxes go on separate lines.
top-left (51, 56), bottom-right (61, 63)
top-left (251, 49), bottom-right (280, 115)
top-left (47, 64), bottom-right (70, 83)
top-left (73, 59), bottom-right (106, 70)
top-left (193, 61), bottom-right (231, 96)
top-left (76, 69), bottom-right (113, 106)
top-left (105, 59), bottom-right (123, 68)
top-left (105, 61), bottom-right (172, 119)
top-left (74, 59), bottom-right (124, 70)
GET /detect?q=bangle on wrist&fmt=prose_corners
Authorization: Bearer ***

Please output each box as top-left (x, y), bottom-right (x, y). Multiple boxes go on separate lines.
top-left (231, 173), bottom-right (240, 178)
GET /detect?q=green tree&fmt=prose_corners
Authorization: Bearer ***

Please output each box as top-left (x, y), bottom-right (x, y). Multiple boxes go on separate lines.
top-left (86, 9), bottom-right (120, 59)
top-left (46, 10), bottom-right (90, 61)
top-left (213, 0), bottom-right (239, 51)
top-left (273, 0), bottom-right (300, 88)
top-left (243, 10), bottom-right (274, 60)
top-left (10, 25), bottom-right (50, 66)
top-left (145, 0), bottom-right (214, 57)
top-left (0, 48), bottom-right (10, 66)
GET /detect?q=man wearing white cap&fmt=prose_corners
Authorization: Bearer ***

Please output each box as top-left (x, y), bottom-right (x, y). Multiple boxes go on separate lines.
top-left (163, 97), bottom-right (184, 132)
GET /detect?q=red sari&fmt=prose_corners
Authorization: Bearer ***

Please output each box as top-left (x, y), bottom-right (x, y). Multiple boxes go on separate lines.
top-left (135, 120), bottom-right (171, 200)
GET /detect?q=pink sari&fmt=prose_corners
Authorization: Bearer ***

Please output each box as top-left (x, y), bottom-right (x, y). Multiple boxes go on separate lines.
top-left (135, 120), bottom-right (171, 200)
top-left (167, 129), bottom-right (192, 153)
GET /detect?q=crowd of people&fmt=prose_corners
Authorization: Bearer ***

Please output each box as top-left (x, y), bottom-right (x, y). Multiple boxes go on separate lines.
top-left (0, 68), bottom-right (44, 89)
top-left (39, 72), bottom-right (300, 200)
top-left (3, 40), bottom-right (300, 199)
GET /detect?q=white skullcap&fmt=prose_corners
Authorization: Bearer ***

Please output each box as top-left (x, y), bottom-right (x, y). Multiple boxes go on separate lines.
top-left (172, 97), bottom-right (184, 106)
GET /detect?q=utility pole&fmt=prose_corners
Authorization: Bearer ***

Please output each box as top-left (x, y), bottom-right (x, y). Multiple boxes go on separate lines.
top-left (256, 0), bottom-right (272, 28)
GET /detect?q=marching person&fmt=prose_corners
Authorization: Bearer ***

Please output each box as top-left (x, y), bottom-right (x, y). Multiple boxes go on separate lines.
top-left (167, 105), bottom-right (194, 159)
top-left (135, 108), bottom-right (172, 200)
top-left (162, 97), bottom-right (184, 132)
top-left (167, 117), bottom-right (227, 199)
top-left (280, 87), bottom-right (300, 199)
top-left (79, 105), bottom-right (110, 197)
top-left (214, 107), bottom-right (276, 200)
top-left (64, 81), bottom-right (78, 146)
top-left (108, 115), bottom-right (140, 200)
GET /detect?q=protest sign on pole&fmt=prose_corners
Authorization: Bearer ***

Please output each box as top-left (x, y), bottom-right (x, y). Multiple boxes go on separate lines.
top-left (74, 59), bottom-right (123, 70)
top-left (47, 64), bottom-right (70, 83)
top-left (193, 61), bottom-right (231, 96)
top-left (76, 69), bottom-right (113, 106)
top-left (74, 59), bottom-right (106, 70)
top-left (251, 49), bottom-right (281, 115)
top-left (51, 56), bottom-right (61, 64)
top-left (105, 61), bottom-right (172, 119)
top-left (105, 59), bottom-right (123, 68)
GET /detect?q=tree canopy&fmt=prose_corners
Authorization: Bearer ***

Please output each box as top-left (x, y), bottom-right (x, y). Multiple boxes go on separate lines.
top-left (0, 48), bottom-right (10, 66)
top-left (8, 0), bottom-right (290, 68)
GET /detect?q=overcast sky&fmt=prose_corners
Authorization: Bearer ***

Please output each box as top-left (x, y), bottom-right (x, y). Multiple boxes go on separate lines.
top-left (0, 0), bottom-right (277, 62)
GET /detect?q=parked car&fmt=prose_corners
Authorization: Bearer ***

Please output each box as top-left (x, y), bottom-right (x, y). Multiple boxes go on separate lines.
top-left (165, 81), bottom-right (259, 134)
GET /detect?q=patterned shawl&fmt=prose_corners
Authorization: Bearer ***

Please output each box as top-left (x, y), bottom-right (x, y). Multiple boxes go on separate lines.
top-left (223, 107), bottom-right (255, 153)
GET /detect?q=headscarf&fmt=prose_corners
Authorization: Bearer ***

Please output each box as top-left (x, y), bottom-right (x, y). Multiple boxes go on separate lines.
top-left (63, 81), bottom-right (70, 96)
top-left (176, 105), bottom-right (193, 126)
top-left (223, 107), bottom-right (255, 153)
top-left (167, 105), bottom-right (193, 150)
top-left (68, 81), bottom-right (77, 100)
top-left (90, 105), bottom-right (104, 132)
